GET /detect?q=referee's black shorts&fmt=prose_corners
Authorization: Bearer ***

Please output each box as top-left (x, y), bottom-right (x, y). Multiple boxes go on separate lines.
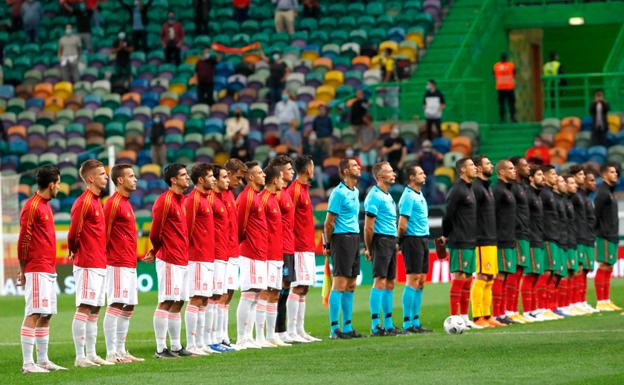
top-left (401, 236), bottom-right (429, 274)
top-left (330, 233), bottom-right (360, 278)
top-left (372, 234), bottom-right (397, 279)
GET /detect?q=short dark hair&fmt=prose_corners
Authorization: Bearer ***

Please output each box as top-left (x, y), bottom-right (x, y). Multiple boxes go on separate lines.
top-left (541, 164), bottom-right (556, 173)
top-left (294, 155), bottom-right (313, 174)
top-left (79, 159), bottom-right (103, 182)
top-left (244, 161), bottom-right (260, 182)
top-left (36, 166), bottom-right (60, 190)
top-left (111, 164), bottom-right (133, 187)
top-left (601, 161), bottom-right (618, 175)
top-left (569, 164), bottom-right (584, 176)
top-left (404, 162), bottom-right (419, 182)
top-left (190, 163), bottom-right (212, 185)
top-left (509, 156), bottom-right (524, 166)
top-left (212, 164), bottom-right (226, 179)
top-left (455, 157), bottom-right (471, 175)
top-left (163, 163), bottom-right (186, 187)
top-left (562, 172), bottom-right (574, 181)
top-left (529, 164), bottom-right (542, 177)
top-left (339, 157), bottom-right (356, 178)
top-left (427, 79), bottom-right (436, 86)
top-left (472, 155), bottom-right (487, 168)
top-left (268, 155), bottom-right (293, 171)
top-left (264, 165), bottom-right (281, 185)
top-left (225, 158), bottom-right (247, 174)
top-left (583, 166), bottom-right (596, 178)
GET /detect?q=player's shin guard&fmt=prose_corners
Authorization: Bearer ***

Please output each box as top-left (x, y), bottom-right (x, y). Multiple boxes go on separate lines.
top-left (196, 307), bottom-right (205, 348)
top-left (72, 312), bottom-right (88, 359)
top-left (521, 275), bottom-right (537, 313)
top-left (341, 291), bottom-right (354, 333)
top-left (449, 279), bottom-right (464, 316)
top-left (266, 302), bottom-right (278, 340)
top-left (402, 286), bottom-right (415, 329)
top-left (460, 278), bottom-right (472, 316)
top-left (470, 279), bottom-right (486, 319)
top-left (85, 314), bottom-right (99, 358)
top-left (153, 309), bottom-right (169, 353)
top-left (513, 269), bottom-right (523, 313)
top-left (580, 272), bottom-right (588, 303)
top-left (168, 312), bottom-right (182, 351)
top-left (369, 288), bottom-right (383, 331)
top-left (35, 327), bottom-right (50, 364)
top-left (504, 272), bottom-right (518, 313)
top-left (222, 304), bottom-right (231, 344)
top-left (276, 288), bottom-right (289, 333)
top-left (205, 301), bottom-right (216, 345)
top-left (535, 274), bottom-right (549, 310)
top-left (286, 293), bottom-right (300, 336)
top-left (492, 276), bottom-right (505, 317)
top-left (594, 268), bottom-right (608, 302)
top-left (20, 326), bottom-right (36, 366)
top-left (255, 300), bottom-right (268, 342)
top-left (605, 268), bottom-right (613, 301)
top-left (104, 307), bottom-right (121, 356)
top-left (483, 280), bottom-right (493, 317)
top-left (548, 275), bottom-right (559, 310)
top-left (296, 295), bottom-right (307, 335)
top-left (237, 291), bottom-right (257, 342)
top-left (381, 290), bottom-right (394, 330)
top-left (184, 305), bottom-right (199, 349)
top-left (117, 310), bottom-right (132, 355)
top-left (329, 290), bottom-right (343, 335)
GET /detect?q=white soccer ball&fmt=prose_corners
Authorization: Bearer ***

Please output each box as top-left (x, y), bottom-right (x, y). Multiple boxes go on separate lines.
top-left (443, 316), bottom-right (465, 335)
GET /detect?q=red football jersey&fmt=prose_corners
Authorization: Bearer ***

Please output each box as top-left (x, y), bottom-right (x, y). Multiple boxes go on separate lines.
top-left (213, 192), bottom-right (230, 261)
top-left (184, 189), bottom-right (215, 263)
top-left (18, 193), bottom-right (56, 274)
top-left (104, 192), bottom-right (138, 268)
top-left (288, 179), bottom-right (316, 252)
top-left (68, 190), bottom-right (107, 269)
top-left (260, 190), bottom-right (283, 261)
top-left (223, 189), bottom-right (239, 258)
top-left (236, 185), bottom-right (268, 260)
top-left (276, 187), bottom-right (295, 255)
top-left (150, 190), bottom-right (188, 266)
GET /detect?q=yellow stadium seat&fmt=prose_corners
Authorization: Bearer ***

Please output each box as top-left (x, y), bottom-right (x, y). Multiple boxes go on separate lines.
top-left (44, 96), bottom-right (65, 113)
top-left (608, 114), bottom-right (622, 134)
top-left (378, 41), bottom-right (398, 54)
top-left (140, 164), bottom-right (161, 178)
top-left (169, 83), bottom-right (187, 95)
top-left (315, 85), bottom-right (336, 104)
top-left (406, 32), bottom-right (424, 49)
top-left (301, 50), bottom-right (320, 62)
top-left (397, 46), bottom-right (417, 62)
top-left (185, 55), bottom-right (200, 65)
top-left (53, 81), bottom-right (73, 100)
top-left (441, 122), bottom-right (460, 139)
top-left (307, 100), bottom-right (326, 116)
top-left (324, 70), bottom-right (344, 88)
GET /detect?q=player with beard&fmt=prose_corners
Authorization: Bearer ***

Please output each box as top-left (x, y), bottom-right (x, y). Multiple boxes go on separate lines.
top-left (577, 168), bottom-right (599, 313)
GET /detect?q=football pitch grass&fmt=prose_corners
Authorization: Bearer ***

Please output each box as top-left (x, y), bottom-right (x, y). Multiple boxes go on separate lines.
top-left (2, 281), bottom-right (624, 385)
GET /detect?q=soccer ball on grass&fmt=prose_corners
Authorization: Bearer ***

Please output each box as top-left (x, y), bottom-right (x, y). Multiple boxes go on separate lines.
top-left (443, 316), bottom-right (465, 335)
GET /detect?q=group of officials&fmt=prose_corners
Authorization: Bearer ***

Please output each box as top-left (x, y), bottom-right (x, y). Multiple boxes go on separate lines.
top-left (440, 156), bottom-right (620, 329)
top-left (15, 151), bottom-right (621, 373)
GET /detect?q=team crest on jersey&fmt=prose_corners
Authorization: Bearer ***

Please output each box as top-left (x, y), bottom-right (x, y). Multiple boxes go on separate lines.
top-left (463, 261), bottom-right (468, 267)
top-left (174, 288), bottom-right (180, 295)
top-left (521, 256), bottom-right (526, 262)
top-left (507, 261), bottom-right (512, 268)
top-left (537, 263), bottom-right (541, 269)
top-left (486, 262), bottom-right (491, 269)
top-left (42, 299), bottom-right (48, 307)
top-left (89, 291), bottom-right (95, 299)
top-left (44, 215), bottom-right (48, 221)
top-left (127, 212), bottom-right (131, 217)
top-left (203, 283), bottom-right (208, 290)
top-left (123, 289), bottom-right (128, 298)
top-left (95, 211), bottom-right (99, 217)
top-left (258, 207), bottom-right (262, 212)
top-left (220, 207), bottom-right (224, 213)
top-left (273, 208), bottom-right (277, 213)
top-left (286, 203), bottom-right (291, 208)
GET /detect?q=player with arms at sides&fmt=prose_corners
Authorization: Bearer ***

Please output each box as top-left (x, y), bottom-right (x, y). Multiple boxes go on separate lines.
top-left (254, 165), bottom-right (285, 347)
top-left (103, 164), bottom-right (148, 363)
top-left (398, 164), bottom-right (433, 333)
top-left (284, 155), bottom-right (322, 343)
top-left (470, 156), bottom-right (503, 328)
top-left (235, 161), bottom-right (268, 349)
top-left (493, 160), bottom-right (521, 324)
top-left (568, 166), bottom-right (591, 314)
top-left (68, 160), bottom-right (113, 367)
top-left (364, 161), bottom-right (404, 336)
top-left (509, 157), bottom-right (532, 323)
top-left (439, 158), bottom-right (477, 327)
top-left (325, 158), bottom-right (362, 339)
top-left (206, 165), bottom-right (234, 353)
top-left (183, 163), bottom-right (217, 356)
top-left (561, 174), bottom-right (586, 316)
top-left (577, 168), bottom-right (599, 312)
top-left (17, 166), bottom-right (67, 373)
top-left (539, 165), bottom-right (564, 320)
top-left (594, 162), bottom-right (621, 311)
top-left (218, 159), bottom-right (248, 348)
top-left (551, 175), bottom-right (570, 317)
top-left (149, 164), bottom-right (192, 358)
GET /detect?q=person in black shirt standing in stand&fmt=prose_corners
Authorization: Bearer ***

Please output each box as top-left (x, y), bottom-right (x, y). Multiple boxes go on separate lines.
top-left (381, 126), bottom-right (407, 181)
top-left (112, 32), bottom-right (134, 89)
top-left (470, 156), bottom-right (504, 328)
top-left (350, 89), bottom-right (370, 131)
top-left (195, 48), bottom-right (219, 105)
top-left (268, 53), bottom-right (288, 107)
top-left (492, 160), bottom-right (521, 325)
top-left (438, 158), bottom-right (477, 327)
top-left (594, 162), bottom-right (621, 312)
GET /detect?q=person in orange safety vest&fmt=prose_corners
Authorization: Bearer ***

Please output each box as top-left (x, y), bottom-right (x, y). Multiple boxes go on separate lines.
top-left (493, 53), bottom-right (517, 123)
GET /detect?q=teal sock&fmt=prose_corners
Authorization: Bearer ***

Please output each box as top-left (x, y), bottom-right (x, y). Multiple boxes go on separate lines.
top-left (412, 288), bottom-right (423, 327)
top-left (341, 291), bottom-right (354, 333)
top-left (382, 289), bottom-right (394, 330)
top-left (329, 290), bottom-right (343, 335)
top-left (402, 286), bottom-right (416, 329)
top-left (369, 288), bottom-right (383, 332)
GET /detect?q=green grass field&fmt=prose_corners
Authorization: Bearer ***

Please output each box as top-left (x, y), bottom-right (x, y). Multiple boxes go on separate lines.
top-left (2, 280), bottom-right (624, 385)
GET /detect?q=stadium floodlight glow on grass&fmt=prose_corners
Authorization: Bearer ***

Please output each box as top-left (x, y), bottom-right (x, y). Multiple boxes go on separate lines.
top-left (569, 17), bottom-right (585, 26)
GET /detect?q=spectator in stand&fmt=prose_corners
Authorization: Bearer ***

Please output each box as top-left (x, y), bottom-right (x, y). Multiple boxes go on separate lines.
top-left (233, 0), bottom-right (250, 23)
top-left (312, 105), bottom-right (333, 156)
top-left (150, 115), bottom-right (166, 166)
top-left (230, 136), bottom-right (251, 162)
top-left (0, 119), bottom-right (7, 142)
top-left (268, 53), bottom-right (288, 106)
top-left (7, 0), bottom-right (24, 32)
top-left (302, 0), bottom-right (319, 19)
top-left (590, 89), bottom-right (610, 146)
top-left (525, 135), bottom-right (550, 165)
top-left (119, 0), bottom-right (154, 52)
top-left (112, 31), bottom-right (134, 86)
top-left (356, 120), bottom-right (379, 172)
top-left (423, 80), bottom-right (445, 140)
top-left (160, 11), bottom-right (184, 66)
top-left (415, 140), bottom-right (443, 203)
top-left (273, 0), bottom-right (298, 34)
top-left (350, 89), bottom-right (370, 130)
top-left (58, 24), bottom-right (82, 83)
top-left (21, 0), bottom-right (42, 43)
top-left (380, 47), bottom-right (397, 82)
top-left (493, 52), bottom-right (517, 122)
top-left (63, 1), bottom-right (94, 54)
top-left (195, 48), bottom-right (219, 105)
top-left (87, 0), bottom-right (101, 29)
top-left (381, 125), bottom-right (407, 176)
top-left (275, 91), bottom-right (300, 137)
top-left (282, 119), bottom-right (303, 155)
top-left (226, 108), bottom-right (250, 142)
top-left (194, 0), bottom-right (210, 35)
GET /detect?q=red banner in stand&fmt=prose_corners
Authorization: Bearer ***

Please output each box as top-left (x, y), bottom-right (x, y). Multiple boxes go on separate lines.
top-left (210, 42), bottom-right (261, 54)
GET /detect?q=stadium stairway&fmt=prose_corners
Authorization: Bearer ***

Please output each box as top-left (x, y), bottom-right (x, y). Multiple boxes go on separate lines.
top-left (478, 122), bottom-right (542, 163)
top-left (411, 0), bottom-right (484, 83)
